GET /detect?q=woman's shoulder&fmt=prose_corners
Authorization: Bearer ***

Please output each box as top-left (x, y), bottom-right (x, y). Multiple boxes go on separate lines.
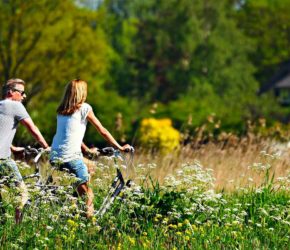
top-left (80, 102), bottom-right (93, 120)
top-left (81, 102), bottom-right (92, 111)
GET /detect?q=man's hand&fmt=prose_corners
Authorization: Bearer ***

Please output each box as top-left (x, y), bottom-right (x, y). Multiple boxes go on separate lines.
top-left (11, 146), bottom-right (25, 153)
top-left (11, 146), bottom-right (25, 160)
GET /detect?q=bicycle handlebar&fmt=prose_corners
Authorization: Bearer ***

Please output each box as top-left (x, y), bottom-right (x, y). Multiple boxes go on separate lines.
top-left (97, 146), bottom-right (134, 157)
top-left (24, 146), bottom-right (134, 163)
top-left (24, 147), bottom-right (50, 164)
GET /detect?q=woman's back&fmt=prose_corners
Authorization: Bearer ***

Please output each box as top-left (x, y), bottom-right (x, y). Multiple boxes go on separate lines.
top-left (51, 103), bottom-right (92, 162)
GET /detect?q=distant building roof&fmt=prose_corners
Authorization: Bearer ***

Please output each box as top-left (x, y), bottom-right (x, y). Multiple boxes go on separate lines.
top-left (258, 60), bottom-right (290, 95)
top-left (275, 74), bottom-right (290, 88)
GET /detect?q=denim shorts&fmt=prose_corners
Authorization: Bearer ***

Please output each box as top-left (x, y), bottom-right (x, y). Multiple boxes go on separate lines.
top-left (0, 158), bottom-right (23, 183)
top-left (56, 159), bottom-right (89, 186)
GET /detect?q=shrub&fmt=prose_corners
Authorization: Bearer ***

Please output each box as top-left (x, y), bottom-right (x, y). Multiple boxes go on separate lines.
top-left (139, 118), bottom-right (180, 154)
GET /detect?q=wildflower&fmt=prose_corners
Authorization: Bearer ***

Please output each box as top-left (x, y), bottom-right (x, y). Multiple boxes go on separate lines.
top-left (46, 225), bottom-right (53, 231)
top-left (128, 236), bottom-right (136, 245)
top-left (168, 224), bottom-right (177, 229)
top-left (67, 219), bottom-right (77, 227)
top-left (162, 218), bottom-right (169, 224)
top-left (231, 231), bottom-right (238, 238)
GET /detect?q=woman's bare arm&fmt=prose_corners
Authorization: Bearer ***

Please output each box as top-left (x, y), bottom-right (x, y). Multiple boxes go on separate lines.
top-left (86, 110), bottom-right (131, 151)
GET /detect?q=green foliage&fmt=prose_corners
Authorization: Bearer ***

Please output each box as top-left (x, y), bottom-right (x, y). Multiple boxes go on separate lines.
top-left (236, 0), bottom-right (290, 84)
top-left (0, 0), bottom-right (112, 100)
top-left (104, 0), bottom-right (264, 131)
top-left (1, 0), bottom-right (290, 145)
top-left (85, 88), bottom-right (139, 145)
top-left (168, 83), bottom-right (221, 127)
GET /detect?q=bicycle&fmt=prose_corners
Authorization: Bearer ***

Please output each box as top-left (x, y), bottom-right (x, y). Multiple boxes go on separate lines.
top-left (0, 146), bottom-right (134, 223)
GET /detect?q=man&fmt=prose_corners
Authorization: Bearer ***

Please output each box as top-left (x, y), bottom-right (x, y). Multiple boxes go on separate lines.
top-left (0, 78), bottom-right (49, 224)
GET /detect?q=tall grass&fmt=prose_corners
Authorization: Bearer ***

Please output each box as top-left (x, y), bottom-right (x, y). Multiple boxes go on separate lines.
top-left (132, 139), bottom-right (289, 191)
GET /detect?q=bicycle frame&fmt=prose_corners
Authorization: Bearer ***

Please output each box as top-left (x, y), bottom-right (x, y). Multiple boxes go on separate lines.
top-left (95, 147), bottom-right (134, 218)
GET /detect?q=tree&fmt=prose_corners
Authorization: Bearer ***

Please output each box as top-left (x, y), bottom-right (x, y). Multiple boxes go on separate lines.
top-left (0, 0), bottom-right (112, 104)
top-left (0, 0), bottom-right (114, 143)
top-left (105, 0), bottom-right (201, 103)
top-left (104, 0), bottom-right (259, 128)
top-left (235, 0), bottom-right (290, 84)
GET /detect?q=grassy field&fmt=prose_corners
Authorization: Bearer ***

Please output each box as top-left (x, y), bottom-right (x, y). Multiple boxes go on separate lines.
top-left (0, 140), bottom-right (289, 249)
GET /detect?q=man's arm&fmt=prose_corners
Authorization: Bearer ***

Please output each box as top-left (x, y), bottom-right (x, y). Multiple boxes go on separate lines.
top-left (20, 118), bottom-right (49, 149)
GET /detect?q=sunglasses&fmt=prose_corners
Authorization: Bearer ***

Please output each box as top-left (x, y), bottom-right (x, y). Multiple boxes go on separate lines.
top-left (12, 88), bottom-right (26, 96)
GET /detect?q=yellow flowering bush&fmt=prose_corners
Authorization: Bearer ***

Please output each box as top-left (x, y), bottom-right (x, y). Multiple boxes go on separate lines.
top-left (139, 118), bottom-right (180, 154)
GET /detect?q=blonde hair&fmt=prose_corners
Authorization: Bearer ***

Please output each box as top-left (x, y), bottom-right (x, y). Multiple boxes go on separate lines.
top-left (2, 78), bottom-right (25, 98)
top-left (57, 79), bottom-right (88, 115)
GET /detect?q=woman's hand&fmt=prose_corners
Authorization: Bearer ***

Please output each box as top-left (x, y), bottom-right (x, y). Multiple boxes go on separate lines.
top-left (120, 144), bottom-right (134, 152)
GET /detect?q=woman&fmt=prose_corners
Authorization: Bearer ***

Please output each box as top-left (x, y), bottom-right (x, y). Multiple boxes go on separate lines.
top-left (50, 79), bottom-right (132, 218)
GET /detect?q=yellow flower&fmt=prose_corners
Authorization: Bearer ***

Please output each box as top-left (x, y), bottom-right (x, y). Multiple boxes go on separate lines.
top-left (162, 218), bottom-right (169, 223)
top-left (128, 236), bottom-right (136, 245)
top-left (184, 236), bottom-right (190, 241)
top-left (169, 224), bottom-right (177, 229)
top-left (91, 216), bottom-right (97, 224)
top-left (67, 219), bottom-right (77, 227)
top-left (178, 223), bottom-right (183, 228)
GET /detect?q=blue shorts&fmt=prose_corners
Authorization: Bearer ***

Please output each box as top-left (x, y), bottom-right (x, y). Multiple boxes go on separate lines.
top-left (0, 158), bottom-right (23, 184)
top-left (56, 159), bottom-right (89, 186)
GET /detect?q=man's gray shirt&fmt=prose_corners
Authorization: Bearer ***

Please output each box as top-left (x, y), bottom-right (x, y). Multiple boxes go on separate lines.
top-left (0, 99), bottom-right (30, 158)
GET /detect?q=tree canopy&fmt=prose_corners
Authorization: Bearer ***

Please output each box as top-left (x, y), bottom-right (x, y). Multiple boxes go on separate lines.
top-left (0, 0), bottom-right (287, 145)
